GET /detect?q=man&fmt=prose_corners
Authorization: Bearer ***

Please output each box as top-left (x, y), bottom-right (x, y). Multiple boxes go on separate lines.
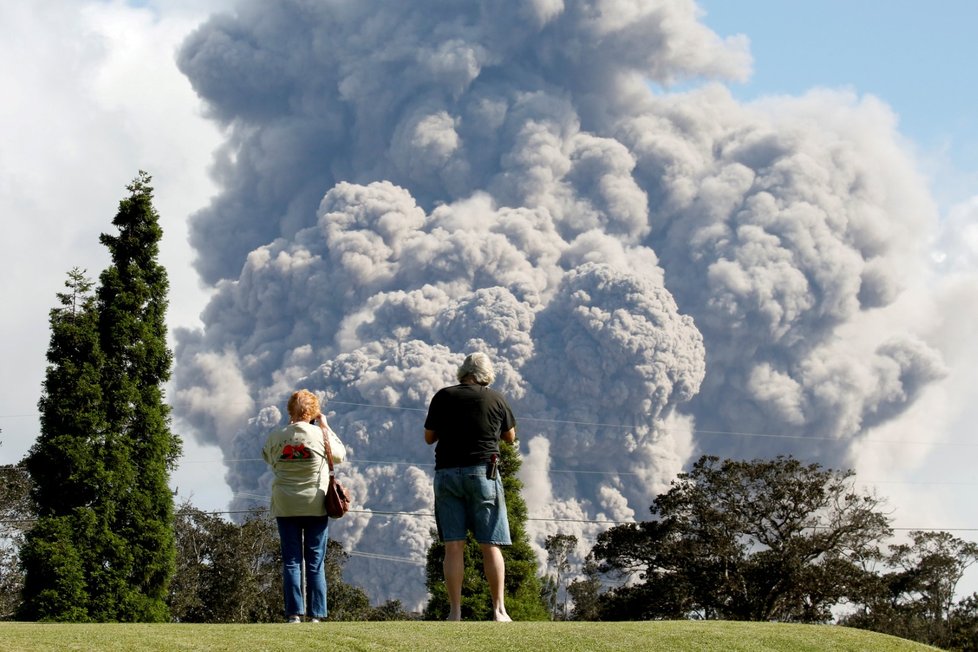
top-left (424, 352), bottom-right (517, 621)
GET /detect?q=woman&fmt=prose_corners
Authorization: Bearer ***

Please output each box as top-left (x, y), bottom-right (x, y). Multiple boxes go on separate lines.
top-left (262, 389), bottom-right (346, 623)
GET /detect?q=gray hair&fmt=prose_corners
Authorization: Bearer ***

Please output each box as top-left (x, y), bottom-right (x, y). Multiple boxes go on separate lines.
top-left (456, 352), bottom-right (495, 386)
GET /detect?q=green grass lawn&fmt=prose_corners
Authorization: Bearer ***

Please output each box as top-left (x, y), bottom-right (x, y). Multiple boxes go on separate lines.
top-left (0, 621), bottom-right (942, 652)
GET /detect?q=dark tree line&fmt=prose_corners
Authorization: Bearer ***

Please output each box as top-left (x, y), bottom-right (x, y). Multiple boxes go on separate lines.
top-left (7, 427), bottom-right (978, 644)
top-left (590, 455), bottom-right (891, 622)
top-left (168, 503), bottom-right (410, 623)
top-left (842, 530), bottom-right (978, 649)
top-left (169, 504), bottom-right (281, 622)
top-left (0, 481), bottom-right (412, 623)
top-left (558, 454), bottom-right (978, 651)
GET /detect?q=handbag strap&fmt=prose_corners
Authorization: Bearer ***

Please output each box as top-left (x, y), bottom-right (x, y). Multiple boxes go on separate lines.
top-left (317, 419), bottom-right (336, 475)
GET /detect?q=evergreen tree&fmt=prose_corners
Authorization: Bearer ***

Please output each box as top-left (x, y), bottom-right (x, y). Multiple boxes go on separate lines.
top-left (25, 269), bottom-right (106, 513)
top-left (19, 268), bottom-right (105, 621)
top-left (95, 170), bottom-right (180, 620)
top-left (20, 173), bottom-right (180, 621)
top-left (423, 442), bottom-right (549, 620)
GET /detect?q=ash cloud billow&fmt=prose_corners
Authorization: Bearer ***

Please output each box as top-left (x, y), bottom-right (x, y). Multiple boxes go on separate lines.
top-left (174, 0), bottom-right (947, 607)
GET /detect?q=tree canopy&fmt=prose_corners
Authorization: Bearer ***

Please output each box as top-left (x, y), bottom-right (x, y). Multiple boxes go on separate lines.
top-left (590, 455), bottom-right (892, 622)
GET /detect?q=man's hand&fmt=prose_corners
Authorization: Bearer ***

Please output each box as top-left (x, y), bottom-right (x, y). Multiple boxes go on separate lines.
top-left (425, 429), bottom-right (438, 445)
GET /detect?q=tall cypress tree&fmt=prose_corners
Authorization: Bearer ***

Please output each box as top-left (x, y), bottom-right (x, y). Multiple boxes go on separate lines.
top-left (20, 268), bottom-right (107, 621)
top-left (20, 172), bottom-right (180, 621)
top-left (423, 442), bottom-right (549, 620)
top-left (95, 170), bottom-right (181, 621)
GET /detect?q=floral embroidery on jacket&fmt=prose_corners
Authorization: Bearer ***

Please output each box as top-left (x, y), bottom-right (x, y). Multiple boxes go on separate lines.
top-left (280, 442), bottom-right (312, 460)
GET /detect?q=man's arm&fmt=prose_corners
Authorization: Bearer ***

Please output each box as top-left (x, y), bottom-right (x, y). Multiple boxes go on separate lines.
top-left (501, 427), bottom-right (516, 444)
top-left (425, 429), bottom-right (438, 445)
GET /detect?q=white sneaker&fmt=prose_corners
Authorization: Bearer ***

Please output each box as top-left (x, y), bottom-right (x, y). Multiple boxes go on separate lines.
top-left (310, 618), bottom-right (321, 623)
top-left (287, 616), bottom-right (302, 624)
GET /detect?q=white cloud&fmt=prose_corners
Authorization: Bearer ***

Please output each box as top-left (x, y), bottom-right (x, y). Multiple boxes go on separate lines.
top-left (0, 2), bottom-right (226, 512)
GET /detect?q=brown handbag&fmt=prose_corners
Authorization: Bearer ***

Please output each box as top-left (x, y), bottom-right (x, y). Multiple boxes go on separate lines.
top-left (320, 423), bottom-right (351, 518)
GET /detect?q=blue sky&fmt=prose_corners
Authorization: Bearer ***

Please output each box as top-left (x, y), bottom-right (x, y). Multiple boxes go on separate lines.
top-left (697, 0), bottom-right (978, 208)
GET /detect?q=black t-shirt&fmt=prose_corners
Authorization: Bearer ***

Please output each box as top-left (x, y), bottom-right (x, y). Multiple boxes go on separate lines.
top-left (424, 383), bottom-right (516, 470)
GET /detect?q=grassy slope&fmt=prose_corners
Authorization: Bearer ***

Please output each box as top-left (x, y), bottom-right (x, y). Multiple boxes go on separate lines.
top-left (0, 621), bottom-right (941, 652)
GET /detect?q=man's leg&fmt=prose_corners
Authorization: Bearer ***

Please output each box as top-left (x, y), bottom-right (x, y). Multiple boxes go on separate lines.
top-left (480, 543), bottom-right (511, 622)
top-left (444, 540), bottom-right (465, 621)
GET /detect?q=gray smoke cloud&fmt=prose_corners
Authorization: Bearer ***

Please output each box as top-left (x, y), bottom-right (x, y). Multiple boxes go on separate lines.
top-left (173, 0), bottom-right (947, 608)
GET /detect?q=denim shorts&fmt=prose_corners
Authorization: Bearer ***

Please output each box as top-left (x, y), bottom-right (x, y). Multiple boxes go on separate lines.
top-left (434, 465), bottom-right (511, 545)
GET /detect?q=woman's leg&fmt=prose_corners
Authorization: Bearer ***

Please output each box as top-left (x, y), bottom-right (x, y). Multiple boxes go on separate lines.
top-left (276, 517), bottom-right (304, 619)
top-left (303, 516), bottom-right (330, 619)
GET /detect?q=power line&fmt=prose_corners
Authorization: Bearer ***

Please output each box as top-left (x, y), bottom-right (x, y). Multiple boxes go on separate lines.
top-left (6, 501), bottom-right (978, 533)
top-left (196, 500), bottom-right (978, 533)
top-left (170, 458), bottom-right (978, 488)
top-left (328, 400), bottom-right (425, 413)
top-left (325, 399), bottom-right (978, 448)
top-left (6, 459), bottom-right (978, 488)
top-left (4, 402), bottom-right (977, 448)
top-left (346, 550), bottom-right (426, 565)
top-left (224, 499), bottom-right (633, 526)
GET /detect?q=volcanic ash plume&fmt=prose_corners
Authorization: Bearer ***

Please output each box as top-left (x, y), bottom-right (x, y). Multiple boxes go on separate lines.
top-left (173, 0), bottom-right (946, 607)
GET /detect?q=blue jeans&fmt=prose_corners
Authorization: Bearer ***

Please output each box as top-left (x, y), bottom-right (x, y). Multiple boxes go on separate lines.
top-left (276, 516), bottom-right (329, 618)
